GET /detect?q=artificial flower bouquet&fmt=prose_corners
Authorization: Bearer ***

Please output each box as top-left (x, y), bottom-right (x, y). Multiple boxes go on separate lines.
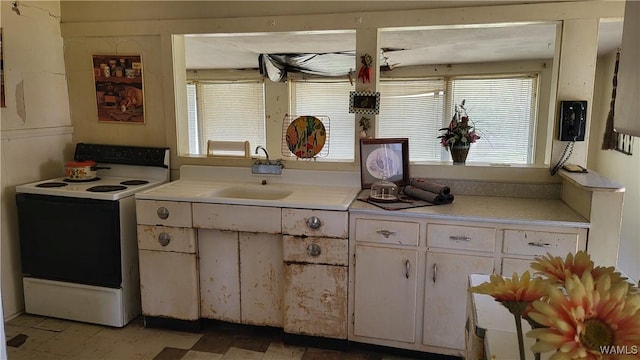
top-left (438, 99), bottom-right (480, 149)
top-left (470, 251), bottom-right (640, 360)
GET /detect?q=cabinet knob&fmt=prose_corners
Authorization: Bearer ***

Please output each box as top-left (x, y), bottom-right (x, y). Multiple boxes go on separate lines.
top-left (306, 216), bottom-right (322, 230)
top-left (158, 232), bottom-right (171, 246)
top-left (157, 207), bottom-right (170, 220)
top-left (306, 243), bottom-right (322, 257)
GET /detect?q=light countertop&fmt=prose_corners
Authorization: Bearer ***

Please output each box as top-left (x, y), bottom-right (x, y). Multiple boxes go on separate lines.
top-left (135, 166), bottom-right (361, 211)
top-left (350, 194), bottom-right (589, 228)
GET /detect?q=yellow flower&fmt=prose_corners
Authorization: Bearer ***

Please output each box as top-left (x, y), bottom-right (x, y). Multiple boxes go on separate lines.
top-left (470, 271), bottom-right (550, 303)
top-left (531, 251), bottom-right (594, 285)
top-left (526, 272), bottom-right (640, 360)
top-left (532, 251), bottom-right (632, 290)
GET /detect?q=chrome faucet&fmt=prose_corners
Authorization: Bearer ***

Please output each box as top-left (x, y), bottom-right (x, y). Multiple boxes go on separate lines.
top-left (255, 145), bottom-right (270, 164)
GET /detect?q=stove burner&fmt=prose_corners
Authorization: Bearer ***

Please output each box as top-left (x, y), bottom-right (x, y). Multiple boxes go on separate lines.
top-left (120, 180), bottom-right (149, 186)
top-left (86, 185), bottom-right (127, 193)
top-left (36, 182), bottom-right (69, 188)
top-left (64, 177), bottom-right (101, 183)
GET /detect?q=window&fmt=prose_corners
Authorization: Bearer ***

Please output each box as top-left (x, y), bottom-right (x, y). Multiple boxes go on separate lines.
top-left (186, 80), bottom-right (266, 154)
top-left (290, 79), bottom-right (355, 160)
top-left (378, 74), bottom-right (537, 164)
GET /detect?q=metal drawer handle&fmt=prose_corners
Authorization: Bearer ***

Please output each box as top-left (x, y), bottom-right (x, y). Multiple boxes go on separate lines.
top-left (528, 242), bottom-right (551, 247)
top-left (405, 260), bottom-right (410, 279)
top-left (307, 243), bottom-right (321, 257)
top-left (377, 230), bottom-right (396, 238)
top-left (306, 216), bottom-right (322, 229)
top-left (157, 207), bottom-right (169, 220)
top-left (449, 236), bottom-right (471, 241)
top-left (158, 232), bottom-right (171, 246)
top-left (433, 263), bottom-right (438, 283)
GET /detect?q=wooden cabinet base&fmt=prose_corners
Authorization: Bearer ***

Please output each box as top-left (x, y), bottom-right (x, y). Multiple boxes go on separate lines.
top-left (143, 316), bottom-right (203, 332)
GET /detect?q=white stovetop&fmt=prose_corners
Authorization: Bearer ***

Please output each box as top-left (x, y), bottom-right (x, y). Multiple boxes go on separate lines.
top-left (135, 165), bottom-right (361, 211)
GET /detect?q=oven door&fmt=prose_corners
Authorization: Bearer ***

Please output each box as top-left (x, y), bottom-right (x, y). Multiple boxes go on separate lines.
top-left (16, 193), bottom-right (122, 288)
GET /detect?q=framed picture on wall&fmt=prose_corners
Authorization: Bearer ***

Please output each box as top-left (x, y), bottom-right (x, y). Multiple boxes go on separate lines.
top-left (92, 54), bottom-right (145, 123)
top-left (359, 138), bottom-right (409, 189)
top-left (349, 91), bottom-right (380, 115)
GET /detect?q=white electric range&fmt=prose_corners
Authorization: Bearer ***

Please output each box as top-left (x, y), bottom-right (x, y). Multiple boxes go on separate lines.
top-left (15, 143), bottom-right (170, 327)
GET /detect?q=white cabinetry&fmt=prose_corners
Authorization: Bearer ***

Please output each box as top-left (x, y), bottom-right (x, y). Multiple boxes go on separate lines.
top-left (349, 212), bottom-right (587, 357)
top-left (194, 203), bottom-right (284, 327)
top-left (282, 209), bottom-right (349, 339)
top-left (136, 200), bottom-right (199, 320)
top-left (423, 222), bottom-right (496, 352)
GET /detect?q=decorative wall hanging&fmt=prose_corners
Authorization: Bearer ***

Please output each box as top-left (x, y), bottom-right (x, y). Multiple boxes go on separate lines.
top-left (92, 54), bottom-right (144, 123)
top-left (358, 53), bottom-right (372, 83)
top-left (359, 138), bottom-right (409, 189)
top-left (281, 114), bottom-right (331, 159)
top-left (349, 91), bottom-right (380, 115)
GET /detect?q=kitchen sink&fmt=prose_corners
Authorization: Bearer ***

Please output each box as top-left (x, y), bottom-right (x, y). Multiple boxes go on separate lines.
top-left (209, 186), bottom-right (293, 200)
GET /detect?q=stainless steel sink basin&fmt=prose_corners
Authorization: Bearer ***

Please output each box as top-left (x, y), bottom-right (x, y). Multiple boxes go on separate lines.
top-left (209, 186), bottom-right (292, 200)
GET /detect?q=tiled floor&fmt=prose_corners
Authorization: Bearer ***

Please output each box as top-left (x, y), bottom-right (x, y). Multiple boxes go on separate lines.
top-left (4, 314), bottom-right (456, 360)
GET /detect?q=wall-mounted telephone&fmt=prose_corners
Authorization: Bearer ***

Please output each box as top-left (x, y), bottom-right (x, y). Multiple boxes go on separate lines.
top-left (558, 100), bottom-right (587, 141)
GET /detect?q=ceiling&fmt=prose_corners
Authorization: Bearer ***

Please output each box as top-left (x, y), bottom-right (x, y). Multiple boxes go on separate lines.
top-left (184, 21), bottom-right (623, 70)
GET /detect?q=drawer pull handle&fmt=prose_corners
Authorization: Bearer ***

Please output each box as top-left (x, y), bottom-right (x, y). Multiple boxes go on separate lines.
top-left (158, 232), bottom-right (171, 246)
top-left (306, 243), bottom-right (322, 257)
top-left (405, 260), bottom-right (410, 279)
top-left (157, 207), bottom-right (170, 220)
top-left (450, 236), bottom-right (471, 241)
top-left (433, 263), bottom-right (438, 283)
top-left (528, 242), bottom-right (551, 247)
top-left (377, 230), bottom-right (396, 238)
top-left (306, 216), bottom-right (322, 230)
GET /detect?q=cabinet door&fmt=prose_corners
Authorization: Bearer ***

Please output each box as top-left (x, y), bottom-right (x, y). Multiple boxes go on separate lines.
top-left (284, 263), bottom-right (347, 339)
top-left (353, 245), bottom-right (418, 343)
top-left (423, 252), bottom-right (494, 351)
top-left (198, 229), bottom-right (241, 322)
top-left (139, 249), bottom-right (199, 320)
top-left (239, 232), bottom-right (284, 327)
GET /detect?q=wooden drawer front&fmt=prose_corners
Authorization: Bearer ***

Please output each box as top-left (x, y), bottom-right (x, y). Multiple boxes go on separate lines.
top-left (136, 200), bottom-right (192, 227)
top-left (137, 225), bottom-right (196, 253)
top-left (427, 224), bottom-right (496, 252)
top-left (354, 218), bottom-right (420, 246)
top-left (282, 209), bottom-right (348, 238)
top-left (503, 229), bottom-right (579, 257)
top-left (193, 203), bottom-right (281, 233)
top-left (283, 235), bottom-right (348, 266)
top-left (501, 257), bottom-right (535, 277)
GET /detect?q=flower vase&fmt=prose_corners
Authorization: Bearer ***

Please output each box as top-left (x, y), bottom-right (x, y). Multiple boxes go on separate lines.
top-left (449, 144), bottom-right (470, 164)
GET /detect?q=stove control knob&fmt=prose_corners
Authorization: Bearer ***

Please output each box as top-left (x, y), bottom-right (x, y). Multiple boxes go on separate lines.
top-left (158, 232), bottom-right (171, 247)
top-left (157, 207), bottom-right (170, 220)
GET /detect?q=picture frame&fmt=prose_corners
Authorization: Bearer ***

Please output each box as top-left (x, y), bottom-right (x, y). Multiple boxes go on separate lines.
top-left (359, 138), bottom-right (409, 189)
top-left (349, 91), bottom-right (380, 115)
top-left (92, 54), bottom-right (144, 123)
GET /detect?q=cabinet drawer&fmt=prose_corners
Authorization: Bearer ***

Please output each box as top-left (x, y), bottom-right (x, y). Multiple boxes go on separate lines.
top-left (503, 229), bottom-right (579, 257)
top-left (136, 200), bottom-right (192, 227)
top-left (137, 225), bottom-right (196, 253)
top-left (282, 209), bottom-right (348, 238)
top-left (354, 218), bottom-right (420, 246)
top-left (193, 203), bottom-right (281, 233)
top-left (283, 235), bottom-right (348, 266)
top-left (427, 224), bottom-right (496, 252)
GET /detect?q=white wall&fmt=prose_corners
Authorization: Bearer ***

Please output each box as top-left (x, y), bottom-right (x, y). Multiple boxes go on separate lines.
top-left (0, 0), bottom-right (73, 320)
top-left (588, 51), bottom-right (640, 283)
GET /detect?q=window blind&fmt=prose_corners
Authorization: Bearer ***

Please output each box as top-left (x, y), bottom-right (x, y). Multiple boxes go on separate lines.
top-left (378, 79), bottom-right (446, 161)
top-left (194, 81), bottom-right (266, 154)
top-left (186, 84), bottom-right (199, 154)
top-left (448, 76), bottom-right (536, 164)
